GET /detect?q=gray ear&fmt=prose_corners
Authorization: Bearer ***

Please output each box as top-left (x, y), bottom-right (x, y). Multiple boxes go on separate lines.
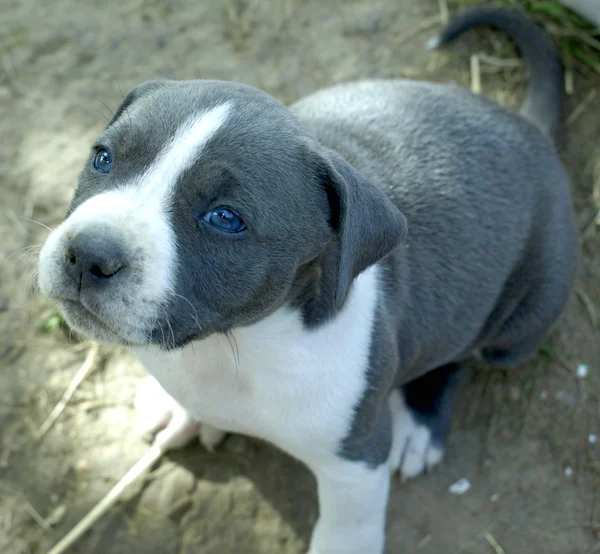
top-left (306, 143), bottom-right (408, 311)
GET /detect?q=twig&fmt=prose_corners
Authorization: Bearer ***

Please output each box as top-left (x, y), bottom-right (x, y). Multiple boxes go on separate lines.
top-left (574, 284), bottom-right (600, 328)
top-left (1, 52), bottom-right (18, 89)
top-left (23, 500), bottom-right (52, 532)
top-left (470, 55), bottom-right (482, 94)
top-left (565, 68), bottom-right (574, 96)
top-left (417, 534), bottom-right (432, 549)
top-left (567, 89), bottom-right (597, 126)
top-left (478, 53), bottom-right (522, 68)
top-left (68, 399), bottom-right (119, 412)
top-left (438, 0), bottom-right (449, 25)
top-left (484, 532), bottom-right (506, 554)
top-left (46, 444), bottom-right (164, 554)
top-left (580, 209), bottom-right (600, 243)
top-left (36, 344), bottom-right (100, 440)
top-left (394, 15), bottom-right (441, 46)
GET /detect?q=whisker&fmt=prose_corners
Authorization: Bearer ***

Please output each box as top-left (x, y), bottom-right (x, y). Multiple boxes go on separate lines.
top-left (93, 106), bottom-right (109, 123)
top-left (20, 217), bottom-right (53, 233)
top-left (171, 293), bottom-right (201, 333)
top-left (20, 263), bottom-right (40, 295)
top-left (224, 330), bottom-right (240, 379)
top-left (95, 96), bottom-right (115, 117)
top-left (162, 307), bottom-right (176, 350)
top-left (4, 244), bottom-right (42, 265)
top-left (116, 79), bottom-right (125, 101)
top-left (5, 244), bottom-right (42, 262)
top-left (231, 332), bottom-right (240, 368)
top-left (15, 248), bottom-right (42, 266)
top-left (155, 307), bottom-right (166, 351)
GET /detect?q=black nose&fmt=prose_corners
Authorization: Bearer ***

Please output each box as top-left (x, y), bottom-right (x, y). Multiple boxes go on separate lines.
top-left (64, 232), bottom-right (126, 289)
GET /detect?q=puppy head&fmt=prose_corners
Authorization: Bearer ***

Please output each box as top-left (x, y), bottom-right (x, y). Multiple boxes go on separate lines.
top-left (38, 80), bottom-right (407, 349)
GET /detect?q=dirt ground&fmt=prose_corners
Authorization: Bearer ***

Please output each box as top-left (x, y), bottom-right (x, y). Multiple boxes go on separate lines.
top-left (1, 0), bottom-right (600, 553)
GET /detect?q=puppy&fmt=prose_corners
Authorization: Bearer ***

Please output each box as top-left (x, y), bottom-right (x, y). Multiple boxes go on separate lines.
top-left (38, 7), bottom-right (578, 554)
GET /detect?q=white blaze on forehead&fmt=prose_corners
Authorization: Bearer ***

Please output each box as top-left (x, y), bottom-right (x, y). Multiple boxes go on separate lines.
top-left (38, 102), bottom-right (233, 343)
top-left (133, 101), bottom-right (233, 205)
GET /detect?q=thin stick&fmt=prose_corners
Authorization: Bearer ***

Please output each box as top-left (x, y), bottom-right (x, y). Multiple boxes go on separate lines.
top-left (470, 55), bottom-right (482, 94)
top-left (580, 209), bottom-right (600, 243)
top-left (36, 344), bottom-right (99, 440)
top-left (483, 532), bottom-right (506, 554)
top-left (438, 0), bottom-right (449, 24)
top-left (565, 68), bottom-right (574, 96)
top-left (567, 89), bottom-right (597, 126)
top-left (24, 500), bottom-right (52, 532)
top-left (478, 54), bottom-right (522, 68)
top-left (394, 15), bottom-right (441, 46)
top-left (46, 444), bottom-right (164, 554)
top-left (575, 284), bottom-right (599, 328)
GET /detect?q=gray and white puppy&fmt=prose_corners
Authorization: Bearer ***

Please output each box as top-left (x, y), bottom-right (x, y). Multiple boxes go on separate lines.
top-left (38, 7), bottom-right (578, 554)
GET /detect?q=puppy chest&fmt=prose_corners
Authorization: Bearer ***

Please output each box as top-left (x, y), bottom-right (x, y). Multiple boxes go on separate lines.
top-left (132, 338), bottom-right (369, 455)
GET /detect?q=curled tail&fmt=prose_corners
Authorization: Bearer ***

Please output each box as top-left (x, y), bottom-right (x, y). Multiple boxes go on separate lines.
top-left (428, 6), bottom-right (563, 145)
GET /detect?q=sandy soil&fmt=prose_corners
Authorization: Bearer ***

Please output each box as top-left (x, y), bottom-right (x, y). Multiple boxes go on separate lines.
top-left (1, 1), bottom-right (599, 553)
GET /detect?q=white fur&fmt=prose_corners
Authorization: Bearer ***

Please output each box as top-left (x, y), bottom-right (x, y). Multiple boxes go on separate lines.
top-left (134, 376), bottom-right (225, 451)
top-left (132, 266), bottom-right (378, 464)
top-left (38, 103), bottom-right (232, 344)
top-left (132, 266), bottom-right (391, 553)
top-left (308, 461), bottom-right (389, 554)
top-left (388, 389), bottom-right (444, 479)
top-left (127, 102), bottom-right (232, 206)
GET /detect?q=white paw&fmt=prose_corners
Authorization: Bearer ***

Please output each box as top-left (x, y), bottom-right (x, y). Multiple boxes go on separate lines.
top-left (307, 520), bottom-right (385, 554)
top-left (199, 423), bottom-right (227, 452)
top-left (134, 377), bottom-right (226, 452)
top-left (388, 390), bottom-right (444, 480)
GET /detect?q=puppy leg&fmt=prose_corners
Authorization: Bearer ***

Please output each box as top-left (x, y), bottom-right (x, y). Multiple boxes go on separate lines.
top-left (308, 459), bottom-right (390, 554)
top-left (134, 376), bottom-right (226, 451)
top-left (390, 362), bottom-right (466, 479)
top-left (199, 423), bottom-right (227, 452)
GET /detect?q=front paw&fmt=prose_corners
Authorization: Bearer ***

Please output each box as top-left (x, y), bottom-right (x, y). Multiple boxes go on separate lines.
top-left (134, 377), bottom-right (227, 452)
top-left (134, 377), bottom-right (199, 450)
top-left (307, 519), bottom-right (385, 554)
top-left (199, 423), bottom-right (227, 452)
top-left (388, 389), bottom-right (444, 480)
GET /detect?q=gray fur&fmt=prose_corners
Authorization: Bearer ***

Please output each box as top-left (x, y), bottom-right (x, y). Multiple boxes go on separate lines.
top-left (45, 8), bottom-right (578, 473)
top-left (431, 5), bottom-right (564, 143)
top-left (288, 9), bottom-right (577, 464)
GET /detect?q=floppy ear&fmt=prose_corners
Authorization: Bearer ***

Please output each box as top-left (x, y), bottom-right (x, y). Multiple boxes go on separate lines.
top-left (304, 142), bottom-right (408, 311)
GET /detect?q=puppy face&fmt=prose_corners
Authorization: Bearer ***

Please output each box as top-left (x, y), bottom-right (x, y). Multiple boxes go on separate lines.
top-left (39, 80), bottom-right (407, 349)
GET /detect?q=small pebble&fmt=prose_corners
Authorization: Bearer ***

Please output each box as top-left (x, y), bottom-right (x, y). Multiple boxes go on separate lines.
top-left (75, 459), bottom-right (89, 472)
top-left (448, 478), bottom-right (471, 495)
top-left (564, 467), bottom-right (573, 478)
top-left (555, 390), bottom-right (576, 408)
top-left (576, 364), bottom-right (589, 379)
top-left (589, 434), bottom-right (597, 444)
top-left (490, 493), bottom-right (499, 502)
top-left (539, 390), bottom-right (548, 400)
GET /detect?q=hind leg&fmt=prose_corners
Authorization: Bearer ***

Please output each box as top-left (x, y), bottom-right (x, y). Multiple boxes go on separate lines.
top-left (389, 363), bottom-right (467, 479)
top-left (481, 282), bottom-right (571, 367)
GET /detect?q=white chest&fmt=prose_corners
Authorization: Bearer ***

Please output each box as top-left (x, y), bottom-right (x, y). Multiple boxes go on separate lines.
top-left (132, 267), bottom-right (379, 462)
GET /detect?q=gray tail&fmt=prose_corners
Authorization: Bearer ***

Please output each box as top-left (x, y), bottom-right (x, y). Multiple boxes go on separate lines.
top-left (428, 6), bottom-right (563, 145)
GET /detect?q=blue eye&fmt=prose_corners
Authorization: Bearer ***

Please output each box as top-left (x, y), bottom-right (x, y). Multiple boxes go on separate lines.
top-left (93, 148), bottom-right (113, 174)
top-left (203, 207), bottom-right (246, 233)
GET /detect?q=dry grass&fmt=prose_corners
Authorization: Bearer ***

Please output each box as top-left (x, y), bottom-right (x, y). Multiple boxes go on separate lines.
top-left (452, 0), bottom-right (600, 72)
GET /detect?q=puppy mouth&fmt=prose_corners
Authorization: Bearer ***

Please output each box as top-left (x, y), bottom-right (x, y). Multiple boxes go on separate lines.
top-left (59, 299), bottom-right (142, 345)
